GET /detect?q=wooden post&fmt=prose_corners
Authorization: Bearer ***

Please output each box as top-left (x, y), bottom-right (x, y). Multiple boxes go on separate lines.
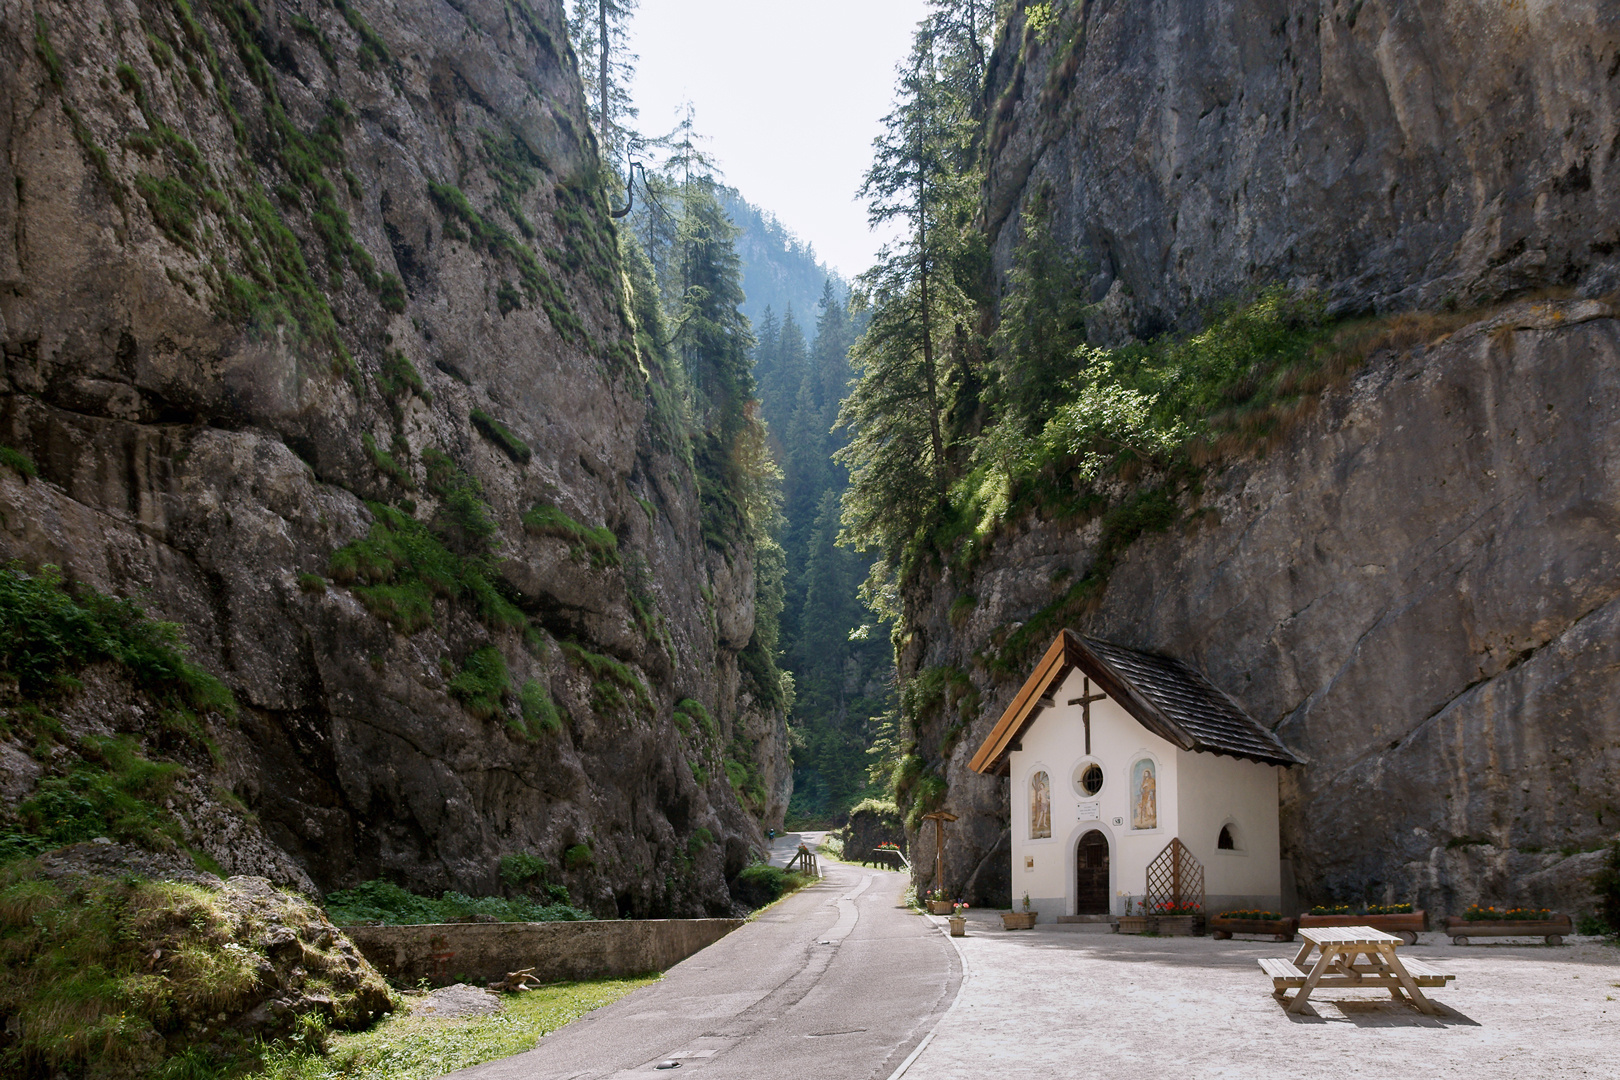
top-left (920, 810), bottom-right (958, 895)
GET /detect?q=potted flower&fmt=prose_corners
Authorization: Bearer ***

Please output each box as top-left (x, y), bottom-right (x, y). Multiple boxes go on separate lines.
top-left (1443, 905), bottom-right (1572, 945)
top-left (1002, 892), bottom-right (1038, 930)
top-left (1298, 901), bottom-right (1427, 945)
top-left (1209, 909), bottom-right (1296, 942)
top-left (1154, 900), bottom-right (1204, 936)
top-left (926, 887), bottom-right (954, 916)
top-left (949, 900), bottom-right (968, 937)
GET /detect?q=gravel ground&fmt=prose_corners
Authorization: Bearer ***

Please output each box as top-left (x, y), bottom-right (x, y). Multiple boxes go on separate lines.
top-left (906, 909), bottom-right (1618, 1079)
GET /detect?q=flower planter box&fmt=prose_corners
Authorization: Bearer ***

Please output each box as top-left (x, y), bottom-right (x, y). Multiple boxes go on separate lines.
top-left (1443, 914), bottom-right (1571, 945)
top-left (1209, 916), bottom-right (1296, 942)
top-left (1002, 911), bottom-right (1038, 930)
top-left (1156, 914), bottom-right (1203, 936)
top-left (948, 916), bottom-right (967, 937)
top-left (1115, 915), bottom-right (1157, 935)
top-left (928, 900), bottom-right (954, 915)
top-left (1298, 910), bottom-right (1428, 946)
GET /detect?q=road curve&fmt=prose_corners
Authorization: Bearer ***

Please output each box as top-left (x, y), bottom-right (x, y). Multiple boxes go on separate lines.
top-left (446, 852), bottom-right (959, 1080)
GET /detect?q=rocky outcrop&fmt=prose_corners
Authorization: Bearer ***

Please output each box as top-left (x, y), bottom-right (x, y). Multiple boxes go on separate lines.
top-left (905, 0), bottom-right (1620, 915)
top-left (0, 0), bottom-right (787, 915)
top-left (984, 0), bottom-right (1620, 337)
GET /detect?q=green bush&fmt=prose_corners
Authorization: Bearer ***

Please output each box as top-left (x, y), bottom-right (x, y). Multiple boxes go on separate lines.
top-left (0, 562), bottom-right (234, 713)
top-left (321, 879), bottom-right (591, 925)
top-left (0, 736), bottom-right (185, 862)
top-left (563, 843), bottom-right (593, 871)
top-left (731, 864), bottom-right (811, 908)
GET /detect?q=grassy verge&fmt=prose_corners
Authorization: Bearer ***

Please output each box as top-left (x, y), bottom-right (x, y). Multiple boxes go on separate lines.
top-left (735, 864), bottom-right (814, 913)
top-left (259, 975), bottom-right (656, 1080)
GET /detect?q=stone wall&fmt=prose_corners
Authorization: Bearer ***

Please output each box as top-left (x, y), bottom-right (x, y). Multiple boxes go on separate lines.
top-left (343, 918), bottom-right (744, 987)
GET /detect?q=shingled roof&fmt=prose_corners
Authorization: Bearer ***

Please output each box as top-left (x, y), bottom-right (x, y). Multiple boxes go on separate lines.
top-left (968, 629), bottom-right (1305, 775)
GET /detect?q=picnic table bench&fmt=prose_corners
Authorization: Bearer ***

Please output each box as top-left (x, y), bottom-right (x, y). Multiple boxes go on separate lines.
top-left (1260, 925), bottom-right (1455, 1015)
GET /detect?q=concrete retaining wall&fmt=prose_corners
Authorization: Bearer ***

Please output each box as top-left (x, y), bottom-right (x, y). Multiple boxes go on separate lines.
top-left (341, 918), bottom-right (745, 987)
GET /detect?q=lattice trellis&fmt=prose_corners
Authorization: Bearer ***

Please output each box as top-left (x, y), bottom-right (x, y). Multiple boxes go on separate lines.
top-left (1144, 838), bottom-right (1205, 914)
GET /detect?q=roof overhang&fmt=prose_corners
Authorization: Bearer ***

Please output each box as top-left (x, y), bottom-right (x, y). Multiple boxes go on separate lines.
top-left (967, 629), bottom-right (1303, 775)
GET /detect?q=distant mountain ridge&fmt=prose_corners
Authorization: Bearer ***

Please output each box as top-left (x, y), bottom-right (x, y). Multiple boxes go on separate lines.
top-left (719, 187), bottom-right (848, 329)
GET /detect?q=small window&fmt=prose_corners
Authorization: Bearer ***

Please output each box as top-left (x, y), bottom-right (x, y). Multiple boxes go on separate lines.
top-left (1218, 825), bottom-right (1236, 850)
top-left (1079, 763), bottom-right (1104, 796)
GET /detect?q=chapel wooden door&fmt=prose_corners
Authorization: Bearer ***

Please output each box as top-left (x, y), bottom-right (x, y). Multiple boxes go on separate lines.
top-left (1076, 830), bottom-right (1109, 914)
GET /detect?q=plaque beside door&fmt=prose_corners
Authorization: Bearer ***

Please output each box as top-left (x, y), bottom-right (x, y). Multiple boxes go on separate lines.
top-left (1076, 802), bottom-right (1100, 820)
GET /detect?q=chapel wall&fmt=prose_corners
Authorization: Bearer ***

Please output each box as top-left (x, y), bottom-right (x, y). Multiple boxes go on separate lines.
top-left (1175, 751), bottom-right (1285, 914)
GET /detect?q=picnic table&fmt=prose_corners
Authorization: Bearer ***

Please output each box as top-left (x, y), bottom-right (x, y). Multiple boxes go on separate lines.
top-left (1259, 925), bottom-right (1455, 1015)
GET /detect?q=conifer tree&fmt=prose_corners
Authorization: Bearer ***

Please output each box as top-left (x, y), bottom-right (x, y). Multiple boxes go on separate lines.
top-left (568, 0), bottom-right (640, 170)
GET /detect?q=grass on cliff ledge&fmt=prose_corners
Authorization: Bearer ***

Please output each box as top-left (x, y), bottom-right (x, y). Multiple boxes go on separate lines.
top-left (259, 975), bottom-right (657, 1080)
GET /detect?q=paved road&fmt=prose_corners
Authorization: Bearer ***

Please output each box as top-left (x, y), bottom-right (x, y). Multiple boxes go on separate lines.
top-left (448, 847), bottom-right (957, 1080)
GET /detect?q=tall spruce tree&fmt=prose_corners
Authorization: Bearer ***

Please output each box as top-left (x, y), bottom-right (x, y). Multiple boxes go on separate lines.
top-left (568, 0), bottom-right (640, 171)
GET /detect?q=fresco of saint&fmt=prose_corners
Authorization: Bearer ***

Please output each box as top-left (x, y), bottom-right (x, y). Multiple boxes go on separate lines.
top-left (1131, 759), bottom-right (1157, 830)
top-left (1030, 771), bottom-right (1051, 839)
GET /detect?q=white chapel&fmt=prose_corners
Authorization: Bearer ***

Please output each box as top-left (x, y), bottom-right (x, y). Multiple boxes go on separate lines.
top-left (970, 630), bottom-right (1304, 920)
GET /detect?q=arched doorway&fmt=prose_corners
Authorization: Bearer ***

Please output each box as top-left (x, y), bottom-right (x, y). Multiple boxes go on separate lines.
top-left (1076, 830), bottom-right (1110, 915)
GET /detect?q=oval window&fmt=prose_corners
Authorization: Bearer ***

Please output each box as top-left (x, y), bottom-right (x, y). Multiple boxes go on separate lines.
top-left (1079, 763), bottom-right (1104, 796)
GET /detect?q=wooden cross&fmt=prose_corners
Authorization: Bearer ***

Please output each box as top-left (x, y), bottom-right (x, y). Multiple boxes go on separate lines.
top-left (1068, 677), bottom-right (1107, 755)
top-left (920, 810), bottom-right (958, 896)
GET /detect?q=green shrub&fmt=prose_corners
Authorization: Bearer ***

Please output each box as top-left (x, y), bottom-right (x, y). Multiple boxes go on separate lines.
top-left (376, 349), bottom-right (427, 400)
top-left (321, 879), bottom-right (591, 925)
top-left (422, 449), bottom-right (498, 553)
top-left (362, 432), bottom-right (413, 489)
top-left (378, 272), bottom-right (407, 313)
top-left (0, 562), bottom-right (234, 714)
top-left (731, 864), bottom-right (811, 908)
top-left (674, 698), bottom-right (718, 741)
top-left (562, 642), bottom-right (648, 713)
top-left (448, 647), bottom-right (509, 720)
top-left (686, 827), bottom-right (714, 856)
top-left (0, 446), bottom-right (37, 478)
top-left (498, 853), bottom-right (550, 886)
top-left (0, 736), bottom-right (185, 862)
top-left (297, 572), bottom-right (327, 594)
top-left (471, 409), bottom-right (532, 464)
top-left (563, 843), bottom-right (593, 871)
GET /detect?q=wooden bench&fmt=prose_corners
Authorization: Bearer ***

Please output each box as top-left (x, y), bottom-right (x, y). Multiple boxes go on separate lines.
top-left (1397, 957), bottom-right (1457, 987)
top-left (1258, 957), bottom-right (1309, 989)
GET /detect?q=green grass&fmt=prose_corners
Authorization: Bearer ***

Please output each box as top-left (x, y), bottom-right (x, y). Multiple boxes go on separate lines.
top-left (321, 879), bottom-right (590, 925)
top-left (471, 409), bottom-right (533, 464)
top-left (523, 503), bottom-right (619, 567)
top-left (0, 446), bottom-right (36, 478)
top-left (362, 432), bottom-right (413, 490)
top-left (561, 642), bottom-right (648, 714)
top-left (258, 976), bottom-right (656, 1080)
top-left (376, 350), bottom-right (427, 401)
top-left (516, 679), bottom-right (563, 738)
top-left (447, 647), bottom-right (509, 720)
top-left (328, 503), bottom-right (522, 635)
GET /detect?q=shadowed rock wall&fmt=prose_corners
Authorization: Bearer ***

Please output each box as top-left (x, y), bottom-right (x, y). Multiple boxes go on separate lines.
top-left (0, 0), bottom-right (787, 915)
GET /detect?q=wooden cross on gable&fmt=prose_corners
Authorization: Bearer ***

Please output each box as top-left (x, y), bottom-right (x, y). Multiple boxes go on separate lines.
top-left (1067, 677), bottom-right (1107, 755)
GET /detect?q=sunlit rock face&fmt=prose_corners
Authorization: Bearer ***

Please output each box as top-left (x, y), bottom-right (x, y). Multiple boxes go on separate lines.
top-left (909, 1), bottom-right (1620, 914)
top-left (0, 0), bottom-right (787, 914)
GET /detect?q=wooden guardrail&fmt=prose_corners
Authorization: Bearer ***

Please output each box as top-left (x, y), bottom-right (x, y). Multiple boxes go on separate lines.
top-left (785, 844), bottom-right (818, 876)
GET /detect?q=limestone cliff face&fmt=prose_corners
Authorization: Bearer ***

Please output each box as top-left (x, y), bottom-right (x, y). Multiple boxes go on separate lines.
top-left (907, 0), bottom-right (1620, 915)
top-left (984, 0), bottom-right (1620, 336)
top-left (0, 0), bottom-right (787, 914)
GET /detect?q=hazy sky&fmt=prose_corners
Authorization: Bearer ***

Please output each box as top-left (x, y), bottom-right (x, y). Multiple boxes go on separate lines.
top-left (627, 1), bottom-right (932, 280)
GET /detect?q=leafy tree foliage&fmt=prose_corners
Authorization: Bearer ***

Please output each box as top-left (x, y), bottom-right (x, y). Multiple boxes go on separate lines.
top-left (568, 0), bottom-right (640, 171)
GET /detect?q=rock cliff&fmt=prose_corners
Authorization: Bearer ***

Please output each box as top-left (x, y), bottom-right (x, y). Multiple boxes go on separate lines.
top-left (984, 0), bottom-right (1620, 335)
top-left (908, 0), bottom-right (1620, 914)
top-left (0, 0), bottom-right (788, 915)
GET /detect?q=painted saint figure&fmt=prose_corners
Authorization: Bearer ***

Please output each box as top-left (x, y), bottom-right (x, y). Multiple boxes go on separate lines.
top-left (1030, 771), bottom-right (1051, 839)
top-left (1131, 759), bottom-right (1157, 830)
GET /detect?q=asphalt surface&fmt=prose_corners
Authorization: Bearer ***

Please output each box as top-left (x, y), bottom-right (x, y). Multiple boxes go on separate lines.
top-left (447, 835), bottom-right (959, 1080)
